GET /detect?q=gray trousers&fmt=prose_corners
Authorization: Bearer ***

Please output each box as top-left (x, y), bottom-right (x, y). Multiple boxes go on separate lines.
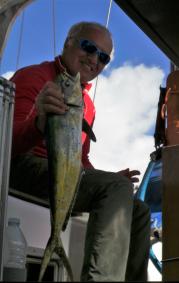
top-left (10, 154), bottom-right (150, 282)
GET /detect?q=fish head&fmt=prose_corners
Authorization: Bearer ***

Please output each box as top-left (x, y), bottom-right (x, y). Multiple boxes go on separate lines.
top-left (66, 72), bottom-right (83, 107)
top-left (55, 72), bottom-right (83, 108)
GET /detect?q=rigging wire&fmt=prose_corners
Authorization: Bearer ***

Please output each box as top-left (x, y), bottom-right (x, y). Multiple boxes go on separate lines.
top-left (0, 57), bottom-right (2, 76)
top-left (52, 0), bottom-right (56, 57)
top-left (0, 9), bottom-right (25, 75)
top-left (106, 0), bottom-right (113, 28)
top-left (16, 10), bottom-right (25, 71)
top-left (92, 0), bottom-right (113, 103)
top-left (15, 0), bottom-right (57, 71)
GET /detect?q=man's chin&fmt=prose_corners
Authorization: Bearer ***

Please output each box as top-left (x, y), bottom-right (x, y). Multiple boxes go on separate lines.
top-left (80, 73), bottom-right (95, 83)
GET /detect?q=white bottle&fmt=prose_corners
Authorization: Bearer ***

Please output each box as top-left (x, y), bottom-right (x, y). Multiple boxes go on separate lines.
top-left (3, 217), bottom-right (27, 281)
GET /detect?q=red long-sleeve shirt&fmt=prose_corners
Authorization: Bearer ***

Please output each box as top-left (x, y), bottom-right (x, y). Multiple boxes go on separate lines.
top-left (11, 56), bottom-right (95, 168)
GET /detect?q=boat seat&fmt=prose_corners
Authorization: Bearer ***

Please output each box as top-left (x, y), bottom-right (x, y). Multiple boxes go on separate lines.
top-left (8, 187), bottom-right (82, 218)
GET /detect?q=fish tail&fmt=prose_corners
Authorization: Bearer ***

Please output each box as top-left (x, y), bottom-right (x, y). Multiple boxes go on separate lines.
top-left (55, 238), bottom-right (74, 282)
top-left (38, 237), bottom-right (56, 282)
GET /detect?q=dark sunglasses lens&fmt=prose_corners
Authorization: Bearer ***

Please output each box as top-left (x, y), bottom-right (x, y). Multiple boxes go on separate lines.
top-left (99, 53), bottom-right (110, 65)
top-left (80, 39), bottom-right (110, 65)
top-left (81, 40), bottom-right (97, 54)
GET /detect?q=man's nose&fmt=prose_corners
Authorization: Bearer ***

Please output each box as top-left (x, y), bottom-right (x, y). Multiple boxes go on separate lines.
top-left (87, 52), bottom-right (99, 65)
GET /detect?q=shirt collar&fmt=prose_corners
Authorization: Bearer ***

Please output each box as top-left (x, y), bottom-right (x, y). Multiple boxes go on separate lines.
top-left (55, 55), bottom-right (66, 73)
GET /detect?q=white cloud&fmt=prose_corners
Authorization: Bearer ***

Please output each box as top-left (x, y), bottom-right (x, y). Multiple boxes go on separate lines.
top-left (88, 63), bottom-right (165, 182)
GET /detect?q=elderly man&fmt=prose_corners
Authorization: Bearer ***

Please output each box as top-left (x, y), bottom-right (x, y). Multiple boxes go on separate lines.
top-left (10, 21), bottom-right (150, 281)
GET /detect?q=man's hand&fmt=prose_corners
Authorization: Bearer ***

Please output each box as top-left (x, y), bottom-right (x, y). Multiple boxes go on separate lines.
top-left (117, 168), bottom-right (140, 183)
top-left (35, 81), bottom-right (69, 133)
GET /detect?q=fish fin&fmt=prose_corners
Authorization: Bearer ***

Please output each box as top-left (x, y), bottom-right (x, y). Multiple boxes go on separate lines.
top-left (82, 118), bottom-right (96, 142)
top-left (55, 238), bottom-right (74, 282)
top-left (38, 236), bottom-right (56, 282)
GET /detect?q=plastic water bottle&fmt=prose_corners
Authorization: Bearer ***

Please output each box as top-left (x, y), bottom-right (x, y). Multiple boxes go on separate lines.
top-left (3, 217), bottom-right (27, 281)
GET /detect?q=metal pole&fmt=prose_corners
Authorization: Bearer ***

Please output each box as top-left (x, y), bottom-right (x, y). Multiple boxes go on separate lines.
top-left (0, 80), bottom-right (9, 193)
top-left (0, 78), bottom-right (15, 281)
top-left (0, 77), bottom-right (5, 195)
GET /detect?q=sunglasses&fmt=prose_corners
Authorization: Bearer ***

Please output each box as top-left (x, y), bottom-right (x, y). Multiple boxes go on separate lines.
top-left (76, 38), bottom-right (111, 65)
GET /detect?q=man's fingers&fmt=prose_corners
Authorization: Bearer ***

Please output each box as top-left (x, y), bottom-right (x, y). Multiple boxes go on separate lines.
top-left (41, 86), bottom-right (64, 102)
top-left (129, 170), bottom-right (140, 177)
top-left (42, 80), bottom-right (62, 92)
top-left (43, 103), bottom-right (68, 114)
top-left (43, 95), bottom-right (68, 111)
top-left (35, 81), bottom-right (68, 116)
top-left (117, 168), bottom-right (141, 183)
top-left (131, 177), bottom-right (140, 183)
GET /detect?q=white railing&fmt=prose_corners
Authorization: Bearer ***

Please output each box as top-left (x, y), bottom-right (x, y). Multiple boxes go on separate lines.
top-left (0, 77), bottom-right (15, 281)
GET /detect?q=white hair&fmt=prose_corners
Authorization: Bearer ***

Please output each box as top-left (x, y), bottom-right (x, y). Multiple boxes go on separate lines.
top-left (67, 21), bottom-right (112, 42)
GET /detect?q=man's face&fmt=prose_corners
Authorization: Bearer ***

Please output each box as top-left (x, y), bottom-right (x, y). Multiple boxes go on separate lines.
top-left (61, 27), bottom-right (113, 83)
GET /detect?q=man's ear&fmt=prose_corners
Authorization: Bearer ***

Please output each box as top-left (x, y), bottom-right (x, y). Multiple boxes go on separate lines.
top-left (64, 37), bottom-right (70, 49)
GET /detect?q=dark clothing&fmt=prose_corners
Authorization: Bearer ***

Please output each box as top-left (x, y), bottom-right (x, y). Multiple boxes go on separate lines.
top-left (10, 153), bottom-right (150, 281)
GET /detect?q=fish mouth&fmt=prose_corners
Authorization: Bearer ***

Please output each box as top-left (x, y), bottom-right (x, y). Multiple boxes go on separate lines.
top-left (66, 103), bottom-right (82, 108)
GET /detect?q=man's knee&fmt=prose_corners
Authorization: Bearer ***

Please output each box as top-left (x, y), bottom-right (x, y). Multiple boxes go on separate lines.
top-left (114, 173), bottom-right (134, 190)
top-left (133, 198), bottom-right (151, 224)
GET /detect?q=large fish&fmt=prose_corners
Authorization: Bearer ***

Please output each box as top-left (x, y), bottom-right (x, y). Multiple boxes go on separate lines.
top-left (38, 71), bottom-right (83, 282)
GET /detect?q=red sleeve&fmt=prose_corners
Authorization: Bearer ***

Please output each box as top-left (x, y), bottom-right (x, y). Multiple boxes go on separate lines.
top-left (11, 65), bottom-right (50, 157)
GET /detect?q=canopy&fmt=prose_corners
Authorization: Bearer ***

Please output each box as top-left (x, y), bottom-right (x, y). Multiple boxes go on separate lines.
top-left (114, 0), bottom-right (179, 67)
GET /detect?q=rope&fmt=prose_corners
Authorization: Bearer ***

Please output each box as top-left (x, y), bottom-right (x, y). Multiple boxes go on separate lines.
top-left (52, 0), bottom-right (56, 57)
top-left (92, 0), bottom-right (113, 103)
top-left (16, 10), bottom-right (25, 71)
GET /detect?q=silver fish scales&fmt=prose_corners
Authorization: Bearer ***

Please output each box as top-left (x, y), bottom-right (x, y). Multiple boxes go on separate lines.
top-left (38, 72), bottom-right (83, 282)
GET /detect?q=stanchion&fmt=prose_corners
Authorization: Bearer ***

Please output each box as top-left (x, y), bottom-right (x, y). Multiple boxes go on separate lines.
top-left (0, 77), bottom-right (15, 281)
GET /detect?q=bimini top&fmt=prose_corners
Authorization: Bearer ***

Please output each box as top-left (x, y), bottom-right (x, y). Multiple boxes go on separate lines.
top-left (114, 0), bottom-right (179, 67)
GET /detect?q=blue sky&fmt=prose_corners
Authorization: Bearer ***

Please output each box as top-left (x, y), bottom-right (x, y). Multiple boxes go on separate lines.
top-left (1, 0), bottom-right (170, 180)
top-left (1, 0), bottom-right (169, 77)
